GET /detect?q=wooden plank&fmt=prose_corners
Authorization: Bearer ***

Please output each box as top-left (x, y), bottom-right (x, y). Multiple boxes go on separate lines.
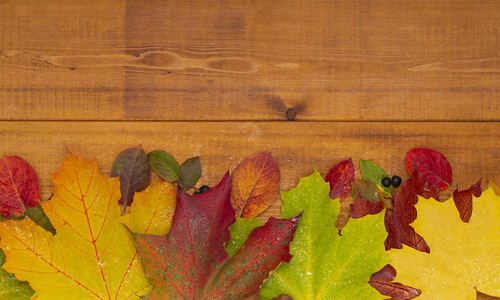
top-left (1, 121), bottom-right (498, 220)
top-left (0, 0), bottom-right (125, 120)
top-left (1, 0), bottom-right (499, 121)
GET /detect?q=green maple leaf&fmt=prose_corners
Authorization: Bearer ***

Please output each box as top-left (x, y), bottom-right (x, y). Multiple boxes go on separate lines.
top-left (260, 169), bottom-right (390, 299)
top-left (226, 217), bottom-right (264, 257)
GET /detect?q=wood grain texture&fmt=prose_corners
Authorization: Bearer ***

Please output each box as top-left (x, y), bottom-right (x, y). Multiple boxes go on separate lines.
top-left (1, 0), bottom-right (500, 297)
top-left (1, 121), bottom-right (498, 219)
top-left (1, 0), bottom-right (499, 121)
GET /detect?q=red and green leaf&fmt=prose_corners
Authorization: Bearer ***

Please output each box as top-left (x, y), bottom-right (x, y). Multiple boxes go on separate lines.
top-left (131, 173), bottom-right (300, 299)
top-left (369, 264), bottom-right (421, 300)
top-left (325, 158), bottom-right (355, 201)
top-left (453, 178), bottom-right (482, 223)
top-left (0, 156), bottom-right (40, 218)
top-left (111, 145), bottom-right (150, 214)
top-left (230, 152), bottom-right (280, 218)
top-left (360, 160), bottom-right (394, 197)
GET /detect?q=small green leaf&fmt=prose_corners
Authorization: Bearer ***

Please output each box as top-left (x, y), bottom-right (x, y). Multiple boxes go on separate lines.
top-left (25, 204), bottom-right (56, 235)
top-left (148, 150), bottom-right (181, 182)
top-left (0, 249), bottom-right (35, 299)
top-left (360, 160), bottom-right (393, 197)
top-left (226, 217), bottom-right (264, 257)
top-left (179, 157), bottom-right (202, 191)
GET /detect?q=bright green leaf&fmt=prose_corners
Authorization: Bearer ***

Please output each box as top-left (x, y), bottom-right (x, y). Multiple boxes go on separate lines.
top-left (260, 169), bottom-right (390, 300)
top-left (148, 150), bottom-right (181, 182)
top-left (179, 157), bottom-right (201, 191)
top-left (0, 249), bottom-right (34, 299)
top-left (226, 217), bottom-right (264, 257)
top-left (360, 160), bottom-right (393, 197)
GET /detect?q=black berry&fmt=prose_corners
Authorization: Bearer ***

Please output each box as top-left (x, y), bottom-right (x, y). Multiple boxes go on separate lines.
top-left (193, 191), bottom-right (201, 195)
top-left (391, 175), bottom-right (402, 188)
top-left (199, 185), bottom-right (210, 193)
top-left (381, 177), bottom-right (391, 187)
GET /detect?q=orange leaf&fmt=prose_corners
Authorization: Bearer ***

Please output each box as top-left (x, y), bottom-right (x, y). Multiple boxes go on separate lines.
top-left (0, 153), bottom-right (175, 299)
top-left (230, 153), bottom-right (280, 218)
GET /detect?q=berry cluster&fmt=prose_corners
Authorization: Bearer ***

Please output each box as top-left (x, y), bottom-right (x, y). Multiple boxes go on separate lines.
top-left (381, 175), bottom-right (402, 188)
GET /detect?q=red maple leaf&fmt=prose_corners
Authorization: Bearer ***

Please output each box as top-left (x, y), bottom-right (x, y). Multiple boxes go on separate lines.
top-left (131, 173), bottom-right (300, 299)
top-left (385, 171), bottom-right (430, 252)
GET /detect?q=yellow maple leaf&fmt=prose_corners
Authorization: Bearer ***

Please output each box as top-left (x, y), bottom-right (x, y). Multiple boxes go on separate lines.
top-left (0, 153), bottom-right (176, 299)
top-left (387, 186), bottom-right (500, 299)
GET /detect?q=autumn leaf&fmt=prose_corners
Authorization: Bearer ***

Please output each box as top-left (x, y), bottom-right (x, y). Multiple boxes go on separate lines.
top-left (405, 148), bottom-right (452, 199)
top-left (360, 160), bottom-right (394, 197)
top-left (351, 179), bottom-right (384, 203)
top-left (388, 185), bottom-right (500, 299)
top-left (325, 158), bottom-right (355, 201)
top-left (230, 152), bottom-right (280, 218)
top-left (111, 145), bottom-right (150, 214)
top-left (384, 148), bottom-right (455, 252)
top-left (368, 264), bottom-right (421, 300)
top-left (452, 178), bottom-right (482, 222)
top-left (0, 155), bottom-right (39, 218)
top-left (148, 150), bottom-right (181, 182)
top-left (131, 173), bottom-right (300, 299)
top-left (260, 169), bottom-right (390, 300)
top-left (350, 187), bottom-right (385, 219)
top-left (179, 156), bottom-right (201, 191)
top-left (226, 217), bottom-right (264, 257)
top-left (0, 153), bottom-right (176, 299)
top-left (384, 172), bottom-right (430, 252)
top-left (0, 249), bottom-right (34, 299)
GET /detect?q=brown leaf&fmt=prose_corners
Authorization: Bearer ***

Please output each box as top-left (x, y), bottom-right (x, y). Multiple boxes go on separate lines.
top-left (325, 158), bottom-right (355, 201)
top-left (230, 152), bottom-right (280, 218)
top-left (369, 264), bottom-right (421, 300)
top-left (452, 178), bottom-right (482, 223)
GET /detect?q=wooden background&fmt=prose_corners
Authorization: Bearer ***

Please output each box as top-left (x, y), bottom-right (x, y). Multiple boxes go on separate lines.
top-left (0, 0), bottom-right (499, 298)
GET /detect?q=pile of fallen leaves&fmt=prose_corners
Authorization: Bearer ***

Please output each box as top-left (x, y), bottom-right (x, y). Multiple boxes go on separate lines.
top-left (0, 147), bottom-right (498, 299)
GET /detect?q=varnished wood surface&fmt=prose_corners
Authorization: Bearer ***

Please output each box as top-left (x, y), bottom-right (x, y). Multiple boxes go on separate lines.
top-left (1, 0), bottom-right (499, 121)
top-left (1, 1), bottom-right (499, 298)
